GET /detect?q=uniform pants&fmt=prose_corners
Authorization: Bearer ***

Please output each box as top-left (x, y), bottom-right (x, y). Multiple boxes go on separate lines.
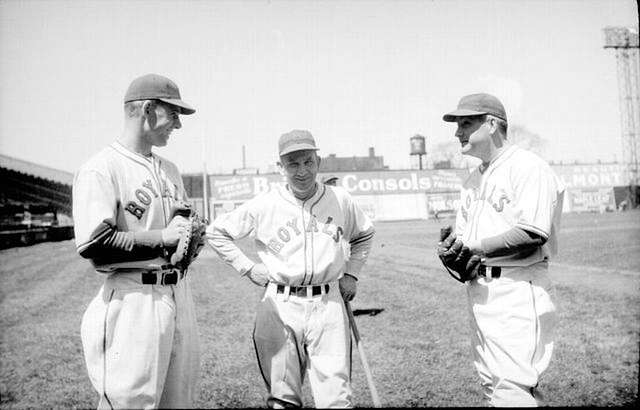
top-left (81, 273), bottom-right (200, 409)
top-left (467, 270), bottom-right (556, 407)
top-left (253, 282), bottom-right (352, 408)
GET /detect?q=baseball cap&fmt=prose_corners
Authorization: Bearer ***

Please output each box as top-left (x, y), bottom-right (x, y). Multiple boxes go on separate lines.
top-left (322, 174), bottom-right (339, 184)
top-left (124, 73), bottom-right (196, 115)
top-left (278, 129), bottom-right (319, 157)
top-left (443, 93), bottom-right (506, 122)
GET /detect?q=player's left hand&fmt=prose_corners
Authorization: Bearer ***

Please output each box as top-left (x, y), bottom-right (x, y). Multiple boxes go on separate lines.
top-left (246, 263), bottom-right (270, 287)
top-left (339, 273), bottom-right (357, 302)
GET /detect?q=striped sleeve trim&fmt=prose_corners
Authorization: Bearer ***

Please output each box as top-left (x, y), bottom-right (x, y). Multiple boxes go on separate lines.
top-left (349, 230), bottom-right (375, 246)
top-left (76, 223), bottom-right (113, 256)
top-left (516, 222), bottom-right (549, 240)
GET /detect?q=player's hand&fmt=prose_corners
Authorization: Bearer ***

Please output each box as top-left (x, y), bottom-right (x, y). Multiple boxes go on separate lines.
top-left (339, 274), bottom-right (357, 302)
top-left (437, 225), bottom-right (457, 257)
top-left (161, 215), bottom-right (191, 247)
top-left (465, 239), bottom-right (484, 256)
top-left (246, 263), bottom-right (270, 287)
top-left (440, 238), bottom-right (464, 265)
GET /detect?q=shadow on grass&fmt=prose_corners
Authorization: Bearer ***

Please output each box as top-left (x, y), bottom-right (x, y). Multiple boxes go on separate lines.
top-left (353, 308), bottom-right (385, 317)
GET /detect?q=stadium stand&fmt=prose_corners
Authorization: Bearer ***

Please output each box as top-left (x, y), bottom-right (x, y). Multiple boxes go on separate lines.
top-left (0, 154), bottom-right (74, 248)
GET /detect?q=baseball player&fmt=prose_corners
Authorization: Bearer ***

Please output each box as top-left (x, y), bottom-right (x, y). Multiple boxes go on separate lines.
top-left (207, 130), bottom-right (375, 408)
top-left (73, 74), bottom-right (200, 409)
top-left (322, 174), bottom-right (339, 186)
top-left (438, 93), bottom-right (564, 407)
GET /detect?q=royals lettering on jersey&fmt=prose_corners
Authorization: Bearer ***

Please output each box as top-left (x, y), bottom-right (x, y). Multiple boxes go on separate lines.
top-left (267, 216), bottom-right (344, 255)
top-left (125, 177), bottom-right (180, 220)
top-left (456, 145), bottom-right (564, 268)
top-left (209, 184), bottom-right (374, 286)
top-left (73, 141), bottom-right (186, 272)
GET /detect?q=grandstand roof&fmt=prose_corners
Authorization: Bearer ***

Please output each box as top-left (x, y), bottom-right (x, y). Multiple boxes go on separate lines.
top-left (0, 154), bottom-right (73, 186)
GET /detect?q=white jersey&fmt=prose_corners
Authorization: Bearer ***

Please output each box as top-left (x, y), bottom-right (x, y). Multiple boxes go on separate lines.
top-left (455, 145), bottom-right (565, 268)
top-left (208, 183), bottom-right (375, 285)
top-left (73, 141), bottom-right (186, 272)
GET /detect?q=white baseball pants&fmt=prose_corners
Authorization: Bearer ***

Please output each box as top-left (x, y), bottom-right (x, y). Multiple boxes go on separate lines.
top-left (81, 273), bottom-right (200, 409)
top-left (253, 282), bottom-right (352, 408)
top-left (467, 270), bottom-right (557, 407)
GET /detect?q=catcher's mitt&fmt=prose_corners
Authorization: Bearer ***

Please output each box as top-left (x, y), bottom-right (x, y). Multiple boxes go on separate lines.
top-left (437, 225), bottom-right (482, 283)
top-left (168, 202), bottom-right (208, 271)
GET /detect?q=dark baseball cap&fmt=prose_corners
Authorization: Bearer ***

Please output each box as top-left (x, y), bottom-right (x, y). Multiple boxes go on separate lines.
top-left (278, 129), bottom-right (319, 156)
top-left (443, 93), bottom-right (506, 122)
top-left (322, 174), bottom-right (339, 184)
top-left (124, 73), bottom-right (196, 115)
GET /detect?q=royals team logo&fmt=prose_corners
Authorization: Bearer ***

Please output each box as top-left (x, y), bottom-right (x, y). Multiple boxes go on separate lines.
top-left (267, 215), bottom-right (343, 254)
top-left (460, 185), bottom-right (511, 222)
top-left (125, 179), bottom-right (180, 219)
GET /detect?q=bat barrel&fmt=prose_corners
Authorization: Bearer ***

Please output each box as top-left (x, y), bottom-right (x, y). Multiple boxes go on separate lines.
top-left (345, 301), bottom-right (382, 408)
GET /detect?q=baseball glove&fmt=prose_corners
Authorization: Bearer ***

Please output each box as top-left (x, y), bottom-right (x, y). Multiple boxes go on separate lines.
top-left (437, 225), bottom-right (482, 283)
top-left (168, 202), bottom-right (208, 271)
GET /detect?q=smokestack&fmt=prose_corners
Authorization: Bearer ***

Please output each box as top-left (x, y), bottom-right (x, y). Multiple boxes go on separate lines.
top-left (242, 145), bottom-right (246, 169)
top-left (369, 147), bottom-right (375, 157)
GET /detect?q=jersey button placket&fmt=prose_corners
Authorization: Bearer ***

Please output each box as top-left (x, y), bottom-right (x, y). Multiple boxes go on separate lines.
top-left (304, 204), bottom-right (314, 285)
top-left (149, 156), bottom-right (168, 224)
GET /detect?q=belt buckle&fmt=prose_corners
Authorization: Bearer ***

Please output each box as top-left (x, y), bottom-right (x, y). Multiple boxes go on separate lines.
top-left (161, 269), bottom-right (178, 285)
top-left (478, 265), bottom-right (501, 279)
top-left (478, 265), bottom-right (487, 278)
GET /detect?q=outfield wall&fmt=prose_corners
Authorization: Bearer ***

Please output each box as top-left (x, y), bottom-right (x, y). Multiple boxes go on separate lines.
top-left (187, 163), bottom-right (631, 221)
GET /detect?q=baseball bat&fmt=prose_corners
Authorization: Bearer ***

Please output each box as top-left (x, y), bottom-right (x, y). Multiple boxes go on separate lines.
top-left (345, 300), bottom-right (382, 408)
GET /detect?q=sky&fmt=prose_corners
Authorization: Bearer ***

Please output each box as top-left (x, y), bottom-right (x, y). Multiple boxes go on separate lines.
top-left (0, 0), bottom-right (637, 175)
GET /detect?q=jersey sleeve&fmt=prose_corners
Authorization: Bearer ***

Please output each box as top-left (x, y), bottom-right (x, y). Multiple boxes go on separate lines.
top-left (511, 160), bottom-right (560, 239)
top-left (206, 200), bottom-right (258, 275)
top-left (344, 194), bottom-right (375, 278)
top-left (73, 168), bottom-right (119, 255)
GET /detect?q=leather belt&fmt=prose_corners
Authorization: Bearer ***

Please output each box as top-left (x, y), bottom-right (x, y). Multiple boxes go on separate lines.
top-left (141, 267), bottom-right (186, 285)
top-left (478, 265), bottom-right (501, 278)
top-left (276, 284), bottom-right (330, 297)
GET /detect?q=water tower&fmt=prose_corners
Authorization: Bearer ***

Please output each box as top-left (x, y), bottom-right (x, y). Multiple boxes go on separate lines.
top-left (410, 134), bottom-right (426, 170)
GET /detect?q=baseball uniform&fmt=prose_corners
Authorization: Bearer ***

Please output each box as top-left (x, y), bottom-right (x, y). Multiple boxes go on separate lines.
top-left (455, 144), bottom-right (564, 407)
top-left (74, 141), bottom-right (200, 409)
top-left (208, 183), bottom-right (374, 408)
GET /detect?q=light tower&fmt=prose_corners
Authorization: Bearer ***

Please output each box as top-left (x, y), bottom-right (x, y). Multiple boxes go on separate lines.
top-left (603, 26), bottom-right (640, 185)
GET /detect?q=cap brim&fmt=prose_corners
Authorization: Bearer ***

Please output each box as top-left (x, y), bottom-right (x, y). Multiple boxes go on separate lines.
top-left (279, 144), bottom-right (319, 157)
top-left (442, 108), bottom-right (487, 122)
top-left (158, 98), bottom-right (196, 115)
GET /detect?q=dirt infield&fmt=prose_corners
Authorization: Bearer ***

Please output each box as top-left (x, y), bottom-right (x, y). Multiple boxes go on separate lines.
top-left (1, 211), bottom-right (638, 407)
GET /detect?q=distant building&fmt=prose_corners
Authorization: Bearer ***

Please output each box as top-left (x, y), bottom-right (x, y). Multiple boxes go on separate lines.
top-left (320, 147), bottom-right (387, 172)
top-left (233, 167), bottom-right (260, 175)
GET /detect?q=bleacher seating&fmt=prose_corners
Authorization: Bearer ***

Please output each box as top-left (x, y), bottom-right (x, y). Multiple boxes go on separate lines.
top-left (0, 167), bottom-right (72, 215)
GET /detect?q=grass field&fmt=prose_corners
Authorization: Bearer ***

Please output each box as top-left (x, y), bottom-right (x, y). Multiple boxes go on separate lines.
top-left (1, 211), bottom-right (639, 408)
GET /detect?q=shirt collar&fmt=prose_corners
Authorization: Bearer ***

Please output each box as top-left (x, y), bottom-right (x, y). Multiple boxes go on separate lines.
top-left (277, 182), bottom-right (323, 204)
